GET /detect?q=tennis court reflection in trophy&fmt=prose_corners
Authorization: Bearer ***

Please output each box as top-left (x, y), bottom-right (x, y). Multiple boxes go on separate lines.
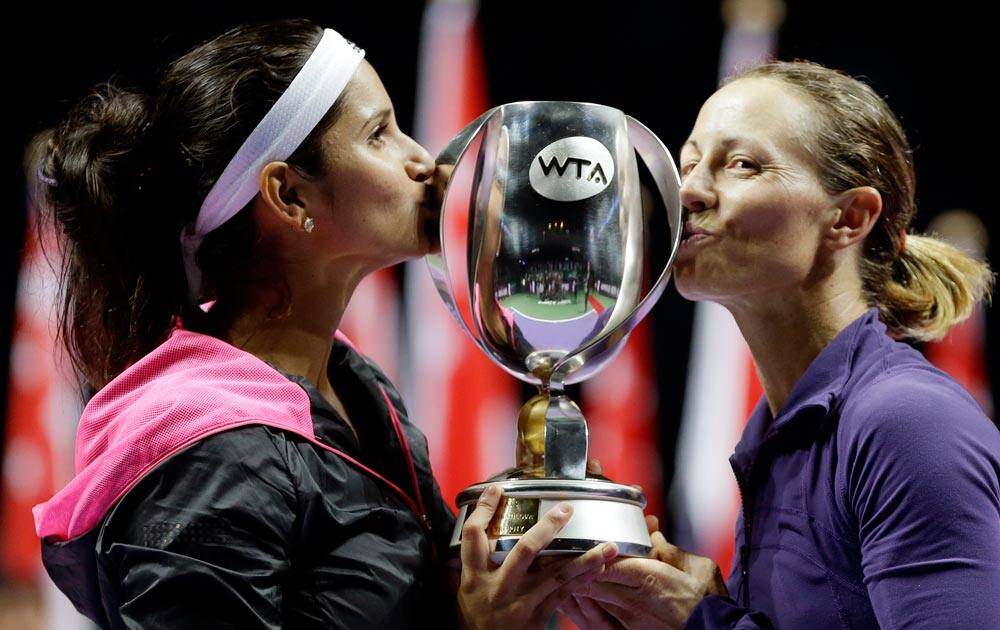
top-left (425, 101), bottom-right (682, 562)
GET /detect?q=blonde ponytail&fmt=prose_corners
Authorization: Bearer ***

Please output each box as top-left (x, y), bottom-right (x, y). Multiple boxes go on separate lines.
top-left (873, 234), bottom-right (994, 341)
top-left (731, 61), bottom-right (994, 340)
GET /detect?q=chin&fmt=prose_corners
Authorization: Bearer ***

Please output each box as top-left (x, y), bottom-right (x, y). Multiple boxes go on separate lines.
top-left (673, 266), bottom-right (705, 301)
top-left (409, 236), bottom-right (430, 259)
top-left (674, 269), bottom-right (734, 303)
top-left (675, 282), bottom-right (711, 303)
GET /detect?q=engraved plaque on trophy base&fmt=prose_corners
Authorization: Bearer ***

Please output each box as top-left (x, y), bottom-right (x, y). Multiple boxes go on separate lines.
top-left (448, 478), bottom-right (651, 563)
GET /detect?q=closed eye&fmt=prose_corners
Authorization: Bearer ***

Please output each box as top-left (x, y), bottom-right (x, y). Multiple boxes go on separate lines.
top-left (368, 123), bottom-right (388, 145)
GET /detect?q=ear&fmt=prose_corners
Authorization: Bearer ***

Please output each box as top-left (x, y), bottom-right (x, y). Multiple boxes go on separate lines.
top-left (824, 186), bottom-right (882, 251)
top-left (257, 161), bottom-right (314, 232)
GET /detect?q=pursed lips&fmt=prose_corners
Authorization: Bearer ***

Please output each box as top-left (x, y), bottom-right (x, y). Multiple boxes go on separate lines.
top-left (682, 222), bottom-right (717, 240)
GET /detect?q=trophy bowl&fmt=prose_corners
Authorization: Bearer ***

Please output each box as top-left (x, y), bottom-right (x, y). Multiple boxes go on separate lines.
top-left (425, 101), bottom-right (682, 563)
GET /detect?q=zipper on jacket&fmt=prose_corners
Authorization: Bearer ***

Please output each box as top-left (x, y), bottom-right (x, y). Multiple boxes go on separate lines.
top-left (731, 456), bottom-right (754, 608)
top-left (730, 420), bottom-right (805, 609)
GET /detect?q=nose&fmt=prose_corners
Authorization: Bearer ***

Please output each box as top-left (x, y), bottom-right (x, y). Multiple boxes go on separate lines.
top-left (679, 163), bottom-right (717, 215)
top-left (404, 136), bottom-right (435, 183)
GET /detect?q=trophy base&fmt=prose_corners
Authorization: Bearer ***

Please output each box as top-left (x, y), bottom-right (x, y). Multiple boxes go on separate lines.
top-left (448, 477), bottom-right (652, 564)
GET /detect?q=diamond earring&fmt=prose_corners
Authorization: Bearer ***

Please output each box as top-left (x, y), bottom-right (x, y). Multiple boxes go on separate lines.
top-left (303, 217), bottom-right (315, 233)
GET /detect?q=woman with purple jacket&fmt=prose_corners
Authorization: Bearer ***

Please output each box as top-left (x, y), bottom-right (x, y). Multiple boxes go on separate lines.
top-left (565, 61), bottom-right (1000, 628)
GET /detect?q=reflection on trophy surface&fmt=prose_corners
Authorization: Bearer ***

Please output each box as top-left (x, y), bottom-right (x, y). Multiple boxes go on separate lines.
top-left (425, 101), bottom-right (682, 562)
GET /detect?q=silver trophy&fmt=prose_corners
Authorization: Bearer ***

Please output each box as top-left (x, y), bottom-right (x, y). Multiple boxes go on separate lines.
top-left (425, 101), bottom-right (682, 561)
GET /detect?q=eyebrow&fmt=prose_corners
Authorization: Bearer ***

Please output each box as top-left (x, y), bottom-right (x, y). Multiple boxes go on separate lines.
top-left (363, 107), bottom-right (393, 129)
top-left (681, 137), bottom-right (769, 156)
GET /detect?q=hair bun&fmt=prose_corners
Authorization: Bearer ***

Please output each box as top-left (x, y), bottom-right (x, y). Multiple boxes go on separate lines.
top-left (43, 82), bottom-right (152, 243)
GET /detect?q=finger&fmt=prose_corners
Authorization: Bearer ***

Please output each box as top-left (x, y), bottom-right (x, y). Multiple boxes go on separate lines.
top-left (459, 484), bottom-right (502, 573)
top-left (535, 555), bottom-right (613, 624)
top-left (593, 599), bottom-right (640, 626)
top-left (499, 501), bottom-right (573, 582)
top-left (575, 595), bottom-right (627, 629)
top-left (596, 557), bottom-right (685, 587)
top-left (582, 581), bottom-right (646, 610)
top-left (650, 530), bottom-right (686, 569)
top-left (587, 458), bottom-right (603, 475)
top-left (559, 595), bottom-right (590, 629)
top-left (526, 542), bottom-right (618, 607)
top-left (645, 514), bottom-right (659, 535)
top-left (530, 555), bottom-right (565, 574)
top-left (630, 483), bottom-right (643, 493)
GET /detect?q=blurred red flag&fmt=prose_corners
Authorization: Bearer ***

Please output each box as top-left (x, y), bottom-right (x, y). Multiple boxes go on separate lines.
top-left (404, 0), bottom-right (518, 510)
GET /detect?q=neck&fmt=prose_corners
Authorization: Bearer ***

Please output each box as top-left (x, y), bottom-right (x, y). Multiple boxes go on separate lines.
top-left (222, 266), bottom-right (364, 392)
top-left (722, 278), bottom-right (869, 419)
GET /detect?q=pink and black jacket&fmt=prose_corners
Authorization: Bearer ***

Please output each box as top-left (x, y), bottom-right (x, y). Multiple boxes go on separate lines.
top-left (33, 327), bottom-right (457, 629)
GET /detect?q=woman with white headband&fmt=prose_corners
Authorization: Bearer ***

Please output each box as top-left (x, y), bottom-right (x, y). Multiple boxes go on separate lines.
top-left (31, 19), bottom-right (614, 628)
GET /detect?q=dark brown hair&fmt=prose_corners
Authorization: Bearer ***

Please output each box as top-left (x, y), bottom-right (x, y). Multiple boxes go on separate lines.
top-left (728, 60), bottom-right (994, 340)
top-left (31, 19), bottom-right (348, 389)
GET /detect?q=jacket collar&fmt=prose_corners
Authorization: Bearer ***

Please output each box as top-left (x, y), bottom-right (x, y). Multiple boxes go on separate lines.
top-left (731, 308), bottom-right (884, 473)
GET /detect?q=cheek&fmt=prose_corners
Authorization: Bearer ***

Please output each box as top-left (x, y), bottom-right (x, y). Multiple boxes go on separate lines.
top-left (726, 191), bottom-right (821, 265)
top-left (674, 194), bottom-right (822, 299)
top-left (728, 193), bottom-right (799, 243)
top-left (339, 164), bottom-right (398, 208)
top-left (324, 164), bottom-right (401, 229)
top-left (320, 159), bottom-right (423, 260)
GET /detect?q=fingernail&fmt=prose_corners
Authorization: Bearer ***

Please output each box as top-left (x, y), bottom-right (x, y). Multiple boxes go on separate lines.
top-left (602, 542), bottom-right (618, 559)
top-left (557, 502), bottom-right (572, 515)
top-left (485, 484), bottom-right (500, 498)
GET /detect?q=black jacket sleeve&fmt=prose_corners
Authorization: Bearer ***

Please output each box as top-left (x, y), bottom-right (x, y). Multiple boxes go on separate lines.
top-left (96, 425), bottom-right (297, 629)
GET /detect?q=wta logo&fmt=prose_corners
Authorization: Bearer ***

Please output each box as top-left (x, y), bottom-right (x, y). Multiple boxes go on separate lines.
top-left (529, 136), bottom-right (615, 202)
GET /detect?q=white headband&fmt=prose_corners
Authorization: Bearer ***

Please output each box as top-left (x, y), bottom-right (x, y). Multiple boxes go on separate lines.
top-left (181, 27), bottom-right (365, 302)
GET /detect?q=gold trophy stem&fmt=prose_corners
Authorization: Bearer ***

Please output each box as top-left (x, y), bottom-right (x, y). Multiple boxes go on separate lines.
top-left (516, 394), bottom-right (547, 472)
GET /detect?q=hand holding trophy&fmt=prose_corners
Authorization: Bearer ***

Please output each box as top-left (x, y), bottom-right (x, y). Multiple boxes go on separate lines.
top-left (425, 101), bottom-right (682, 563)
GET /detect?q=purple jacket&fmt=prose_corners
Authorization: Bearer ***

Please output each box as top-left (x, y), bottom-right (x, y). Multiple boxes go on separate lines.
top-left (687, 308), bottom-right (1000, 629)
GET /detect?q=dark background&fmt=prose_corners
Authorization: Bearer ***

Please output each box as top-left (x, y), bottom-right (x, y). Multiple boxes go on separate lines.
top-left (6, 0), bottom-right (996, 538)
